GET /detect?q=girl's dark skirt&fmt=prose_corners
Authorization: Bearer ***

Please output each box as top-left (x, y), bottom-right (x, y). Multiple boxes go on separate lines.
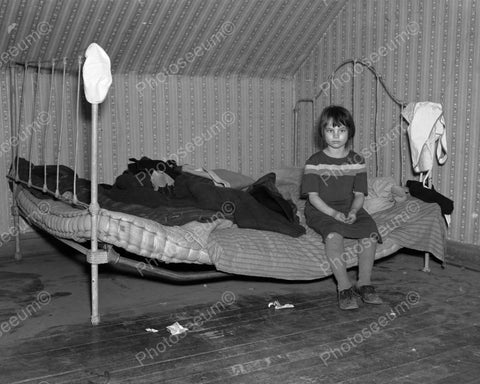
top-left (305, 201), bottom-right (381, 243)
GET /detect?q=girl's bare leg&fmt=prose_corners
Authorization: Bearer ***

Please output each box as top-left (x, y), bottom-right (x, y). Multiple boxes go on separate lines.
top-left (325, 232), bottom-right (351, 290)
top-left (357, 237), bottom-right (377, 287)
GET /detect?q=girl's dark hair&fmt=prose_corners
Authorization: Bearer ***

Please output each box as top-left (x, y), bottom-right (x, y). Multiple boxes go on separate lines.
top-left (317, 105), bottom-right (356, 149)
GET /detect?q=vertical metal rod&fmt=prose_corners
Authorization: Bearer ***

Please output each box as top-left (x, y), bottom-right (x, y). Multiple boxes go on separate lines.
top-left (55, 58), bottom-right (67, 198)
top-left (14, 67), bottom-right (21, 180)
top-left (399, 105), bottom-right (404, 185)
top-left (44, 62), bottom-right (55, 192)
top-left (374, 76), bottom-right (379, 177)
top-left (10, 65), bottom-right (22, 261)
top-left (12, 192), bottom-right (22, 261)
top-left (423, 252), bottom-right (431, 273)
top-left (73, 56), bottom-right (82, 204)
top-left (293, 107), bottom-right (298, 166)
top-left (311, 102), bottom-right (316, 157)
top-left (90, 103), bottom-right (100, 325)
top-left (293, 99), bottom-right (314, 166)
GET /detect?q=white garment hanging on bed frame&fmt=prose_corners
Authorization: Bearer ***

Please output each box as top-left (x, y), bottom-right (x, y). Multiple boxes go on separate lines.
top-left (402, 101), bottom-right (450, 226)
top-left (402, 101), bottom-right (448, 186)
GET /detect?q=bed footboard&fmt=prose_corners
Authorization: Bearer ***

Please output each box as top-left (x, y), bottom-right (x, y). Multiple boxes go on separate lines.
top-left (11, 184), bottom-right (23, 262)
top-left (423, 252), bottom-right (431, 272)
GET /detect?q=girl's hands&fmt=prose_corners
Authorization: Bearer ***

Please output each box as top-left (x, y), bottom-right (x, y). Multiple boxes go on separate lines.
top-left (333, 211), bottom-right (347, 223)
top-left (333, 210), bottom-right (357, 224)
top-left (345, 210), bottom-right (357, 224)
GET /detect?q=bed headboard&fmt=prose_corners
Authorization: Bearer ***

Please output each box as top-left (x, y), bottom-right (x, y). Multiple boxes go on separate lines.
top-left (7, 57), bottom-right (88, 204)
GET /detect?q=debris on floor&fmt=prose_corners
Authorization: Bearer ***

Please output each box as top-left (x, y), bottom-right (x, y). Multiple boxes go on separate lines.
top-left (166, 321), bottom-right (188, 335)
top-left (268, 300), bottom-right (294, 309)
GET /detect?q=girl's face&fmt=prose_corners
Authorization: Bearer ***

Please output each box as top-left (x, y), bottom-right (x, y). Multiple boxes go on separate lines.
top-left (324, 119), bottom-right (349, 149)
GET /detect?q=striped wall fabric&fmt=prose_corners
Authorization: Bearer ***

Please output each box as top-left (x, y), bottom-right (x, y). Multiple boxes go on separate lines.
top-left (103, 73), bottom-right (296, 181)
top-left (295, 0), bottom-right (480, 246)
top-left (0, 0), bottom-right (346, 78)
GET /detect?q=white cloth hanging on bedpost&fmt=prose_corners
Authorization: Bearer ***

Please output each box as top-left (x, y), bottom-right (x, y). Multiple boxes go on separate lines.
top-left (402, 102), bottom-right (451, 226)
top-left (83, 43), bottom-right (112, 104)
top-left (401, 101), bottom-right (448, 187)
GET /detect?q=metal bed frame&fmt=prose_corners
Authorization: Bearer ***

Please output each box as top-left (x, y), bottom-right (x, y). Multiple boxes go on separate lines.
top-left (7, 55), bottom-right (439, 325)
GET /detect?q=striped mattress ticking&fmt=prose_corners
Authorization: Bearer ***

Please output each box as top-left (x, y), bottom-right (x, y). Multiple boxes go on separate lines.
top-left (15, 184), bottom-right (446, 280)
top-left (15, 184), bottom-right (232, 265)
top-left (209, 197), bottom-right (446, 280)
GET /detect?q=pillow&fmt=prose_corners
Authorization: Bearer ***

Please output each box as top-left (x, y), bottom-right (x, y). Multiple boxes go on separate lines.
top-left (212, 169), bottom-right (255, 189)
top-left (364, 176), bottom-right (397, 214)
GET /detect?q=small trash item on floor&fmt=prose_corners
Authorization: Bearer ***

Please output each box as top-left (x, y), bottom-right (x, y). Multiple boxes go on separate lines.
top-left (166, 321), bottom-right (188, 335)
top-left (145, 327), bottom-right (159, 333)
top-left (268, 300), bottom-right (294, 309)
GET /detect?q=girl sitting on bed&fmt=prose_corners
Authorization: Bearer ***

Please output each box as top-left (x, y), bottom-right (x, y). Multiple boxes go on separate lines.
top-left (301, 105), bottom-right (383, 310)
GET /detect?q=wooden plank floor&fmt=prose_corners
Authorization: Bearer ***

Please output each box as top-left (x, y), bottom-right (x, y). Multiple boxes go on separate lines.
top-left (0, 237), bottom-right (479, 383)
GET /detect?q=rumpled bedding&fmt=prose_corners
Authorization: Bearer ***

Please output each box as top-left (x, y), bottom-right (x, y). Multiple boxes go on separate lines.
top-left (173, 172), bottom-right (304, 237)
top-left (14, 179), bottom-right (446, 276)
top-left (12, 158), bottom-right (224, 227)
top-left (11, 158), bottom-right (305, 237)
top-left (210, 196), bottom-right (446, 280)
top-left (11, 162), bottom-right (447, 279)
top-left (206, 166), bottom-right (445, 280)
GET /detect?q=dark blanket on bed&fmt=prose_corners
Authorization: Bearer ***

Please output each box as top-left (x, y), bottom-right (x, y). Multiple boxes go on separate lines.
top-left (107, 165), bottom-right (304, 237)
top-left (11, 158), bottom-right (305, 237)
top-left (11, 158), bottom-right (221, 226)
top-left (172, 172), bottom-right (305, 237)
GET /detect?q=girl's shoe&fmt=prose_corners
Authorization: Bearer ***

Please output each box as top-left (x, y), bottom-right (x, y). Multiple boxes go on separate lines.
top-left (338, 287), bottom-right (359, 310)
top-left (354, 285), bottom-right (383, 304)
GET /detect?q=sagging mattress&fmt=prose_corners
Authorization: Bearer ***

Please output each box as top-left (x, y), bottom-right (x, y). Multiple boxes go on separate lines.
top-left (15, 183), bottom-right (447, 280)
top-left (15, 184), bottom-right (231, 264)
